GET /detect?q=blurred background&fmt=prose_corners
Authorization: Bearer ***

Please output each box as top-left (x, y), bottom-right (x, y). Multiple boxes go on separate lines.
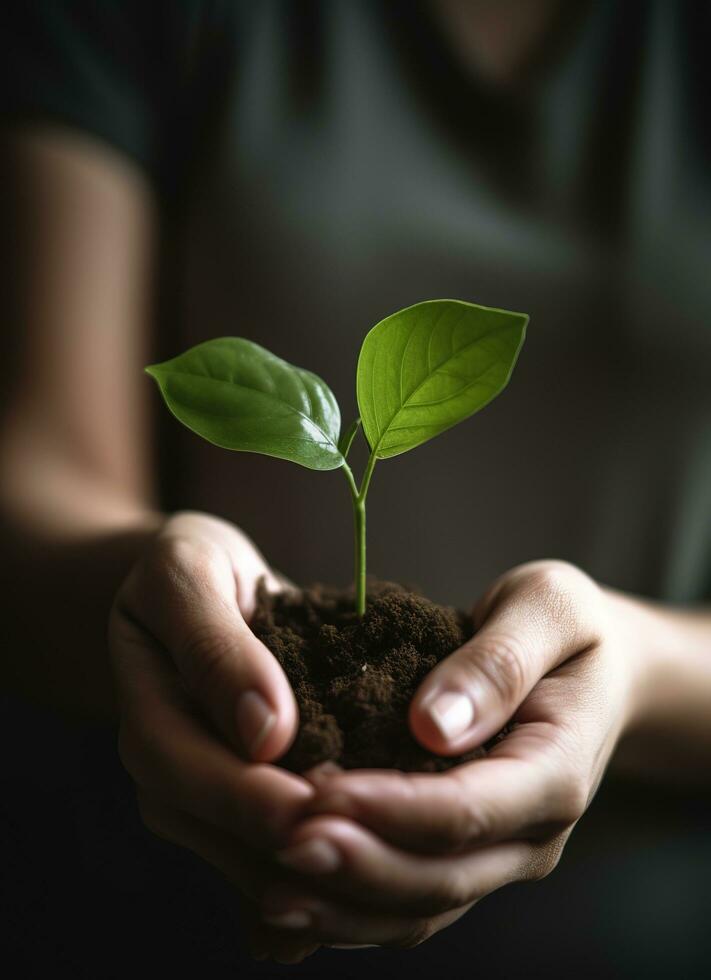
top-left (1, 1), bottom-right (710, 976)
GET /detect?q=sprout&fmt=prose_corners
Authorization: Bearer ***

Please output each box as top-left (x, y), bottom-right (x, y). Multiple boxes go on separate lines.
top-left (146, 299), bottom-right (527, 615)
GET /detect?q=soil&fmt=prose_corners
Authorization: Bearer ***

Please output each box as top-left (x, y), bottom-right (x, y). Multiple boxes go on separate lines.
top-left (251, 580), bottom-right (502, 773)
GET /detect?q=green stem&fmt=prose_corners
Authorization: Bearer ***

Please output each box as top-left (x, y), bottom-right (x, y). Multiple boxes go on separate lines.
top-left (359, 450), bottom-right (377, 502)
top-left (341, 461), bottom-right (359, 502)
top-left (341, 452), bottom-right (377, 616)
top-left (353, 497), bottom-right (366, 616)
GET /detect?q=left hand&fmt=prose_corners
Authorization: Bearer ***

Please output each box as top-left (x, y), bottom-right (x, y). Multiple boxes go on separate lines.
top-left (247, 560), bottom-right (648, 960)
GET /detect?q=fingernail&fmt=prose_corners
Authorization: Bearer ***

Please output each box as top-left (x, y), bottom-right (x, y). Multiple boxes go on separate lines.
top-left (236, 689), bottom-right (275, 756)
top-left (262, 909), bottom-right (312, 929)
top-left (276, 837), bottom-right (341, 874)
top-left (426, 690), bottom-right (474, 741)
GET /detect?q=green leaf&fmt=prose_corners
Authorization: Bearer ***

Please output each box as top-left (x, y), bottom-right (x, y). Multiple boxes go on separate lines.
top-left (146, 337), bottom-right (344, 471)
top-left (338, 417), bottom-right (362, 458)
top-left (357, 299), bottom-right (527, 459)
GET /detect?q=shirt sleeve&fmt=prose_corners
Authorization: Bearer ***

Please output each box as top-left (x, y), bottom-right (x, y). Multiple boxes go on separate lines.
top-left (0, 0), bottom-right (166, 178)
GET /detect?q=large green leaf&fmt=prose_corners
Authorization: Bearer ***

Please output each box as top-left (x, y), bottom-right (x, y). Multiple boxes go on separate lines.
top-left (146, 337), bottom-right (344, 470)
top-left (357, 299), bottom-right (528, 458)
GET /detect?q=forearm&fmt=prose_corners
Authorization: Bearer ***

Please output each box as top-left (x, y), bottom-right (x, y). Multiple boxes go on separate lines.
top-left (0, 484), bottom-right (163, 723)
top-left (0, 128), bottom-right (165, 721)
top-left (608, 587), bottom-right (711, 782)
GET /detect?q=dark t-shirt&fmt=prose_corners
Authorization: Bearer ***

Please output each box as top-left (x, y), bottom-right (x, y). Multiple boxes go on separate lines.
top-left (1, 2), bottom-right (710, 976)
top-left (3, 0), bottom-right (711, 604)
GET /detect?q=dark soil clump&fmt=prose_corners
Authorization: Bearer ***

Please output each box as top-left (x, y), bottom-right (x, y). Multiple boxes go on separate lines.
top-left (251, 580), bottom-right (501, 773)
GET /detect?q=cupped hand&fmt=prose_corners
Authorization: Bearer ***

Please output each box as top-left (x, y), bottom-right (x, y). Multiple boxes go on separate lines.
top-left (108, 510), bottom-right (316, 920)
top-left (251, 561), bottom-right (645, 956)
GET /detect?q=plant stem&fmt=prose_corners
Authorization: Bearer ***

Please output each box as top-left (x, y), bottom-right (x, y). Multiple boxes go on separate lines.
top-left (341, 461), bottom-right (359, 501)
top-left (353, 496), bottom-right (366, 616)
top-left (359, 450), bottom-right (377, 502)
top-left (341, 451), bottom-right (377, 616)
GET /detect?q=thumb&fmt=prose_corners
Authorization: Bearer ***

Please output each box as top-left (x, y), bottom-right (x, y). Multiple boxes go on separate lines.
top-left (409, 562), bottom-right (602, 755)
top-left (128, 533), bottom-right (298, 762)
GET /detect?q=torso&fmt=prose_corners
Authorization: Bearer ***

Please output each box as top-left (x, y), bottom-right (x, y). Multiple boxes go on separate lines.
top-left (157, 0), bottom-right (711, 605)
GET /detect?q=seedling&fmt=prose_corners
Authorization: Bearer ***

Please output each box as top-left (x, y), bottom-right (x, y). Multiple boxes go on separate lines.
top-left (146, 299), bottom-right (527, 615)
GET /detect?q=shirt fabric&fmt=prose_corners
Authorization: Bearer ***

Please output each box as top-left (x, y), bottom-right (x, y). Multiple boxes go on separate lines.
top-left (4, 0), bottom-right (710, 606)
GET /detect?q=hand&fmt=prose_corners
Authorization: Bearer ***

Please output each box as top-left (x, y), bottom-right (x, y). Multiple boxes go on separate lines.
top-left (251, 561), bottom-right (645, 955)
top-left (109, 510), bottom-right (316, 920)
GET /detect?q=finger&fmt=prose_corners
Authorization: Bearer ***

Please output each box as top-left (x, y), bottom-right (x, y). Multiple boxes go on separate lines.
top-left (133, 794), bottom-right (322, 967)
top-left (258, 888), bottom-right (470, 949)
top-left (134, 790), bottom-right (274, 901)
top-left (409, 561), bottom-right (603, 754)
top-left (246, 908), bottom-right (323, 966)
top-left (302, 760), bottom-right (344, 784)
top-left (135, 794), bottom-right (322, 966)
top-left (270, 565), bottom-right (299, 596)
top-left (270, 816), bottom-right (533, 916)
top-left (304, 653), bottom-right (605, 853)
top-left (113, 630), bottom-right (313, 848)
top-left (118, 529), bottom-right (297, 761)
top-left (247, 919), bottom-right (322, 966)
top-left (303, 735), bottom-right (582, 852)
top-left (251, 938), bottom-right (321, 966)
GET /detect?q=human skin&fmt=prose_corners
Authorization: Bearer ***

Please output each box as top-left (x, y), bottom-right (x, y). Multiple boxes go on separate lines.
top-left (2, 129), bottom-right (711, 967)
top-left (106, 522), bottom-right (711, 964)
top-left (248, 562), bottom-right (711, 961)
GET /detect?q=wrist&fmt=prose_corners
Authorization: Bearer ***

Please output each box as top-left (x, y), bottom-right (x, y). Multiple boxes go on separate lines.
top-left (602, 587), bottom-right (670, 736)
top-left (601, 588), bottom-right (711, 779)
top-left (604, 586), bottom-right (711, 735)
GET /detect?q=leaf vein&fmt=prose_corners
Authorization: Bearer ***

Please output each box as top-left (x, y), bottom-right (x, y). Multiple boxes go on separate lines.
top-left (375, 319), bottom-right (519, 452)
top-left (161, 370), bottom-right (339, 451)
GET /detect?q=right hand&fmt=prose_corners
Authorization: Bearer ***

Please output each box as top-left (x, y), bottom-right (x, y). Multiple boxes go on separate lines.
top-left (108, 510), bottom-right (316, 930)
